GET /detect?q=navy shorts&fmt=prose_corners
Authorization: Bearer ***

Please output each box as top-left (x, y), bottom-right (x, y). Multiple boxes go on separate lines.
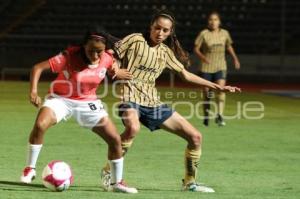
top-left (118, 102), bottom-right (174, 131)
top-left (199, 70), bottom-right (227, 82)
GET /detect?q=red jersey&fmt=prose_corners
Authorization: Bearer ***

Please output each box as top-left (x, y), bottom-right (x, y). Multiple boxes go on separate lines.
top-left (48, 46), bottom-right (113, 101)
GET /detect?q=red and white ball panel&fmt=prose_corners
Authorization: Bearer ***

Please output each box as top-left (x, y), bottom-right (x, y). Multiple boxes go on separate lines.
top-left (42, 161), bottom-right (73, 192)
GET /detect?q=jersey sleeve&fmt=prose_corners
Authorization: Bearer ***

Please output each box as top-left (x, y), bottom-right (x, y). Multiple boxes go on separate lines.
top-left (225, 31), bottom-right (233, 47)
top-left (114, 34), bottom-right (137, 59)
top-left (48, 52), bottom-right (68, 73)
top-left (166, 49), bottom-right (185, 72)
top-left (103, 52), bottom-right (114, 69)
top-left (194, 31), bottom-right (205, 48)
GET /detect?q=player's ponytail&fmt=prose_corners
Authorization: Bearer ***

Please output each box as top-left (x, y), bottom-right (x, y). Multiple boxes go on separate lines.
top-left (83, 24), bottom-right (120, 50)
top-left (150, 10), bottom-right (190, 67)
top-left (168, 33), bottom-right (190, 67)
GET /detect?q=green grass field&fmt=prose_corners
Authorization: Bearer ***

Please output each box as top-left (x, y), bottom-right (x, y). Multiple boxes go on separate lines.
top-left (0, 81), bottom-right (299, 199)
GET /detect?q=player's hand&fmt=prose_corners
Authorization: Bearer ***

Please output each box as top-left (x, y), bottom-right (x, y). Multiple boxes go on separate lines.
top-left (114, 69), bottom-right (133, 80)
top-left (30, 92), bottom-right (42, 108)
top-left (106, 49), bottom-right (115, 55)
top-left (234, 59), bottom-right (240, 70)
top-left (222, 85), bottom-right (241, 93)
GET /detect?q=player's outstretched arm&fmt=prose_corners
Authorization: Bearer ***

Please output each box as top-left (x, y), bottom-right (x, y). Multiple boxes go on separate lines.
top-left (178, 69), bottom-right (241, 93)
top-left (30, 60), bottom-right (51, 108)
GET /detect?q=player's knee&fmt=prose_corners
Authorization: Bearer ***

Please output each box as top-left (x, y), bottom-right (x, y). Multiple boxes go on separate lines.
top-left (218, 92), bottom-right (226, 102)
top-left (190, 133), bottom-right (202, 148)
top-left (126, 123), bottom-right (140, 137)
top-left (34, 119), bottom-right (49, 133)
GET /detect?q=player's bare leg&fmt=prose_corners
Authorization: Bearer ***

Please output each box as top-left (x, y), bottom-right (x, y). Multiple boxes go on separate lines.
top-left (100, 108), bottom-right (140, 189)
top-left (21, 107), bottom-right (57, 183)
top-left (120, 108), bottom-right (141, 154)
top-left (215, 79), bottom-right (226, 126)
top-left (160, 112), bottom-right (215, 193)
top-left (92, 117), bottom-right (123, 160)
top-left (102, 108), bottom-right (140, 168)
top-left (29, 107), bottom-right (57, 144)
top-left (94, 116), bottom-right (138, 194)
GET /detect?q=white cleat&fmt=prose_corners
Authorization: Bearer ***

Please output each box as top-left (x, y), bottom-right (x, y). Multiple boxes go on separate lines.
top-left (112, 180), bottom-right (138, 194)
top-left (20, 167), bottom-right (36, 184)
top-left (100, 168), bottom-right (111, 191)
top-left (182, 180), bottom-right (215, 193)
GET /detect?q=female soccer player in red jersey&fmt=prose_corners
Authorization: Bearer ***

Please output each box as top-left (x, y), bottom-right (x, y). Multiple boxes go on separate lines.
top-left (20, 26), bottom-right (137, 193)
top-left (101, 10), bottom-right (240, 193)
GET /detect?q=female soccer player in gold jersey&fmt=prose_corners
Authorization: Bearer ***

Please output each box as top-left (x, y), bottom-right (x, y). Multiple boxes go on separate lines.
top-left (101, 10), bottom-right (240, 192)
top-left (194, 11), bottom-right (240, 126)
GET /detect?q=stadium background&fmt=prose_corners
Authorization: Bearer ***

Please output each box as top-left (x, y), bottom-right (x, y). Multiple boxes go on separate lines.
top-left (0, 1), bottom-right (299, 199)
top-left (0, 0), bottom-right (299, 83)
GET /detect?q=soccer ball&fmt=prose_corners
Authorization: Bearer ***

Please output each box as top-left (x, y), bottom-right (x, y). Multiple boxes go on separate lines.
top-left (42, 161), bottom-right (73, 192)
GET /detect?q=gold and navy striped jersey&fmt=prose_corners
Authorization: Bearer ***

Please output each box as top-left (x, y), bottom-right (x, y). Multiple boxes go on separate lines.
top-left (114, 33), bottom-right (184, 107)
top-left (194, 28), bottom-right (233, 73)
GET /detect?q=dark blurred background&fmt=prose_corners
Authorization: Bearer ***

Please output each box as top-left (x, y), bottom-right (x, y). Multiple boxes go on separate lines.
top-left (0, 0), bottom-right (299, 83)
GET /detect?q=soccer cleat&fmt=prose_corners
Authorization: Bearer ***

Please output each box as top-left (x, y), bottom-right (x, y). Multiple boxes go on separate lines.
top-left (182, 180), bottom-right (215, 193)
top-left (100, 168), bottom-right (111, 191)
top-left (215, 114), bottom-right (226, 126)
top-left (20, 167), bottom-right (36, 184)
top-left (111, 180), bottom-right (138, 194)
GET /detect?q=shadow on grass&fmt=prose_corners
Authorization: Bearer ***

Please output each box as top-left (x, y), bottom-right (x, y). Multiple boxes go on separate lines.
top-left (0, 181), bottom-right (178, 193)
top-left (0, 181), bottom-right (105, 193)
top-left (0, 181), bottom-right (44, 188)
top-left (68, 185), bottom-right (105, 192)
top-left (137, 188), bottom-right (182, 192)
top-left (0, 180), bottom-right (48, 192)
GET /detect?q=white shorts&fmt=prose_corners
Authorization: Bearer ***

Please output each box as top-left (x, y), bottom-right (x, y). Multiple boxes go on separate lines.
top-left (43, 95), bottom-right (108, 129)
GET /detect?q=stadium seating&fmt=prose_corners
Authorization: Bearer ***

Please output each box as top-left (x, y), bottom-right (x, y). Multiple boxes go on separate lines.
top-left (0, 0), bottom-right (299, 80)
top-left (0, 0), bottom-right (298, 53)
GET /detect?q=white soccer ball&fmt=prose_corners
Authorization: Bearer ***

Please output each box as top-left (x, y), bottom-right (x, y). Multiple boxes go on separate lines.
top-left (42, 161), bottom-right (73, 192)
